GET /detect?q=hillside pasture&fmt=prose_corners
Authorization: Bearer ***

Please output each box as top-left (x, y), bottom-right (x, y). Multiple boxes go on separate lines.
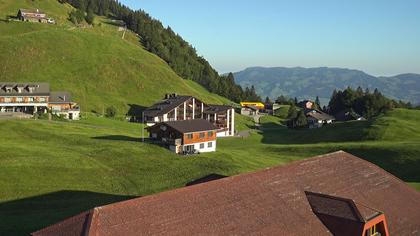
top-left (0, 109), bottom-right (419, 235)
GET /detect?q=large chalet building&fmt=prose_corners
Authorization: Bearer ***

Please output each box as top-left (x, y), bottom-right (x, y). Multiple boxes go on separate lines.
top-left (32, 151), bottom-right (420, 235)
top-left (147, 119), bottom-right (218, 154)
top-left (0, 83), bottom-right (79, 120)
top-left (144, 94), bottom-right (235, 137)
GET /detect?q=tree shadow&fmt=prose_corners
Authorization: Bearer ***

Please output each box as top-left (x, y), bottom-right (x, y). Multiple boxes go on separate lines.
top-left (259, 120), bottom-right (371, 144)
top-left (0, 190), bottom-right (137, 235)
top-left (186, 174), bottom-right (228, 186)
top-left (93, 135), bottom-right (142, 142)
top-left (127, 104), bottom-right (148, 122)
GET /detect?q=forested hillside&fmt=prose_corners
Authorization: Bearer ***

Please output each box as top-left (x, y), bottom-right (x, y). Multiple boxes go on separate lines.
top-left (234, 67), bottom-right (420, 104)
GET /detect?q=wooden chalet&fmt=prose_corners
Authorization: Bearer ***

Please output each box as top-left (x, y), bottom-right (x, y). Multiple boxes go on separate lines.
top-left (305, 109), bottom-right (335, 128)
top-left (147, 119), bottom-right (218, 154)
top-left (0, 83), bottom-right (79, 120)
top-left (17, 9), bottom-right (54, 24)
top-left (143, 94), bottom-right (235, 137)
top-left (32, 151), bottom-right (420, 235)
top-left (0, 83), bottom-right (50, 114)
top-left (49, 92), bottom-right (80, 120)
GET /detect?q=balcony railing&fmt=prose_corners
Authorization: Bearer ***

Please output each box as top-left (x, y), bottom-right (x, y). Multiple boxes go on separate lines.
top-left (161, 138), bottom-right (182, 146)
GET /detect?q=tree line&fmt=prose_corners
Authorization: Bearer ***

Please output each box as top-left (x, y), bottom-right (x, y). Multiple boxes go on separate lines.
top-left (327, 87), bottom-right (412, 118)
top-left (280, 86), bottom-right (414, 128)
top-left (59, 0), bottom-right (260, 103)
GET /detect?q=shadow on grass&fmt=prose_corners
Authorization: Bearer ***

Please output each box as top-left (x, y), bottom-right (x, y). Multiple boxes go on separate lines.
top-left (93, 135), bottom-right (142, 142)
top-left (127, 104), bottom-right (148, 122)
top-left (259, 120), bottom-right (371, 145)
top-left (264, 143), bottom-right (420, 184)
top-left (344, 145), bottom-right (420, 184)
top-left (186, 174), bottom-right (227, 186)
top-left (0, 190), bottom-right (137, 235)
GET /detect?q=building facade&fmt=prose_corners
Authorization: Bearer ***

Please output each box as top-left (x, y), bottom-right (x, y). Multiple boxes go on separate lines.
top-left (17, 9), bottom-right (51, 23)
top-left (0, 83), bottom-right (79, 120)
top-left (144, 94), bottom-right (235, 137)
top-left (147, 119), bottom-right (218, 154)
top-left (305, 109), bottom-right (335, 128)
top-left (49, 92), bottom-right (80, 120)
top-left (0, 83), bottom-right (50, 114)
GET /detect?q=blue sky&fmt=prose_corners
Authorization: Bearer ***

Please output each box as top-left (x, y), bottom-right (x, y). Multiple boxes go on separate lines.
top-left (120, 0), bottom-right (420, 76)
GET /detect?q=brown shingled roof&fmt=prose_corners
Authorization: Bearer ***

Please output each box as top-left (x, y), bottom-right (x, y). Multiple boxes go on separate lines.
top-left (32, 151), bottom-right (420, 236)
top-left (149, 119), bottom-right (218, 134)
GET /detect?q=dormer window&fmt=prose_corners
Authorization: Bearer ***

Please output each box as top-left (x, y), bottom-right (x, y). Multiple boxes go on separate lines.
top-left (365, 224), bottom-right (378, 236)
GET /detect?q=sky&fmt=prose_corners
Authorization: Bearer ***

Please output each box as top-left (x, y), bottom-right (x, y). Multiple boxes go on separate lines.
top-left (120, 0), bottom-right (420, 76)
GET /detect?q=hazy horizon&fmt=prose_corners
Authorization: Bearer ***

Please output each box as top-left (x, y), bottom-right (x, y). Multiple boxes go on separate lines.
top-left (121, 0), bottom-right (420, 77)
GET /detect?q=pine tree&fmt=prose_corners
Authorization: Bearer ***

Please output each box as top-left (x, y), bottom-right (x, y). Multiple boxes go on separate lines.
top-left (315, 96), bottom-right (321, 108)
top-left (295, 110), bottom-right (308, 128)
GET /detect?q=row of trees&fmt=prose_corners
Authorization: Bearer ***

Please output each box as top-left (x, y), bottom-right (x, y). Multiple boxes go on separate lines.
top-left (59, 0), bottom-right (259, 102)
top-left (328, 87), bottom-right (412, 118)
top-left (286, 104), bottom-right (307, 128)
top-left (68, 8), bottom-right (94, 25)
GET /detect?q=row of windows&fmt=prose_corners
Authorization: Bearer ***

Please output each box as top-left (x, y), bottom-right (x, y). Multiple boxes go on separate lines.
top-left (1, 97), bottom-right (46, 102)
top-left (199, 142), bottom-right (213, 149)
top-left (187, 131), bottom-right (213, 140)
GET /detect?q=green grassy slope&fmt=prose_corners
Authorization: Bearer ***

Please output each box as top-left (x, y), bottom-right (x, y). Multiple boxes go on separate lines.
top-left (0, 0), bottom-right (73, 24)
top-left (0, 109), bottom-right (419, 234)
top-left (0, 1), bottom-right (230, 115)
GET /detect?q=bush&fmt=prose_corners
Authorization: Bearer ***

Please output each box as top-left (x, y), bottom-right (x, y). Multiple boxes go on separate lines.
top-left (105, 106), bottom-right (117, 118)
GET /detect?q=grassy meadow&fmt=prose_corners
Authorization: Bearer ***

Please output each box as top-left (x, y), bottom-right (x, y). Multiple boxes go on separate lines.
top-left (0, 108), bottom-right (419, 235)
top-left (0, 1), bottom-right (230, 115)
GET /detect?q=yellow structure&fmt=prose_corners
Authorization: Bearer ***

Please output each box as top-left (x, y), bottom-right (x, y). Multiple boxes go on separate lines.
top-left (240, 102), bottom-right (265, 108)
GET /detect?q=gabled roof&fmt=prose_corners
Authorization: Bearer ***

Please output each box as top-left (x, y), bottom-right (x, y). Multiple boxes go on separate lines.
top-left (19, 9), bottom-right (45, 14)
top-left (334, 109), bottom-right (363, 121)
top-left (0, 82), bottom-right (50, 96)
top-left (143, 95), bottom-right (193, 117)
top-left (305, 191), bottom-right (381, 223)
top-left (204, 104), bottom-right (232, 114)
top-left (49, 91), bottom-right (72, 103)
top-left (306, 109), bottom-right (335, 121)
top-left (32, 151), bottom-right (420, 236)
top-left (149, 119), bottom-right (218, 134)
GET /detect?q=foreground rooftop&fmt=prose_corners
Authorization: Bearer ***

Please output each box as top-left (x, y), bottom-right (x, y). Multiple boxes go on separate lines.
top-left (32, 151), bottom-right (420, 235)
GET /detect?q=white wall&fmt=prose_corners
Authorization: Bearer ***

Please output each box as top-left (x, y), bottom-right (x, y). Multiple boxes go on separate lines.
top-left (186, 141), bottom-right (216, 153)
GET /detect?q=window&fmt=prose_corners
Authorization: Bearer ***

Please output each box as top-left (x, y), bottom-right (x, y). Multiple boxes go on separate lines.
top-left (365, 224), bottom-right (377, 236)
top-left (28, 97), bottom-right (34, 102)
top-left (4, 97), bottom-right (11, 103)
top-left (199, 143), bottom-right (205, 149)
top-left (199, 132), bottom-right (205, 138)
top-left (16, 97), bottom-right (23, 102)
top-left (208, 131), bottom-right (213, 137)
top-left (187, 134), bottom-right (193, 139)
top-left (39, 97), bottom-right (46, 102)
top-left (208, 142), bottom-right (213, 148)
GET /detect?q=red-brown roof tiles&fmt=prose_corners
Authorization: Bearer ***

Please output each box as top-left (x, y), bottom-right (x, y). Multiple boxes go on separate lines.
top-left (32, 151), bottom-right (420, 236)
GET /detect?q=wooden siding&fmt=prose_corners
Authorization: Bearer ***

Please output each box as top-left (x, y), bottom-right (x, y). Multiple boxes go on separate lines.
top-left (0, 96), bottom-right (49, 103)
top-left (183, 131), bottom-right (216, 145)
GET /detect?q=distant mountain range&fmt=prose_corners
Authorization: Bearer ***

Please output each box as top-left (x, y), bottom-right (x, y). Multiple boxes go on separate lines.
top-left (233, 67), bottom-right (420, 105)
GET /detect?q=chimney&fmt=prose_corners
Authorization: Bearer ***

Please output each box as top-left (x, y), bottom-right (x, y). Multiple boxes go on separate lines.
top-left (165, 94), bottom-right (170, 99)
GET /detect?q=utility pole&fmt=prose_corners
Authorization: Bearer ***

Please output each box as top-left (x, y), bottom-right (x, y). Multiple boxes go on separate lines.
top-left (142, 111), bottom-right (145, 142)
